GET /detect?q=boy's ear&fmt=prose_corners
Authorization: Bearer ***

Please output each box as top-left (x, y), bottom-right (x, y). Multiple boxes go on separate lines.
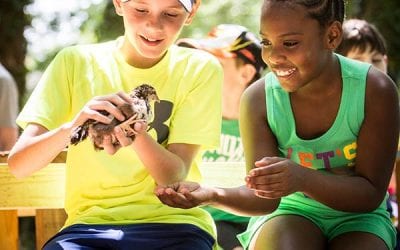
top-left (326, 21), bottom-right (343, 50)
top-left (113, 0), bottom-right (124, 17)
top-left (185, 0), bottom-right (201, 25)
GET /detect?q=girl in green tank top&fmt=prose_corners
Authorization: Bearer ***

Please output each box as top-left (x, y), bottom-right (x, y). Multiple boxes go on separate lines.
top-left (156, 1), bottom-right (399, 249)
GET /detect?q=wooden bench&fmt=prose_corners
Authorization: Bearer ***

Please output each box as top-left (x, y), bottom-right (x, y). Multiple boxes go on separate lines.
top-left (0, 151), bottom-right (246, 249)
top-left (0, 151), bottom-right (67, 250)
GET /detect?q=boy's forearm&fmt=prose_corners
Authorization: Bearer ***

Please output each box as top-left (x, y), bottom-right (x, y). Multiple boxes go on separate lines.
top-left (8, 123), bottom-right (72, 178)
top-left (131, 133), bottom-right (188, 185)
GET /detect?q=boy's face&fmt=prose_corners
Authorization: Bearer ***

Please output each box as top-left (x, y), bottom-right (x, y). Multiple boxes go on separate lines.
top-left (114, 0), bottom-right (198, 67)
top-left (218, 57), bottom-right (244, 87)
top-left (217, 56), bottom-right (255, 89)
top-left (345, 46), bottom-right (388, 74)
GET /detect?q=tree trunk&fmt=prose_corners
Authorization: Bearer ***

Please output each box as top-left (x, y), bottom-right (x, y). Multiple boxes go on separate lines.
top-left (0, 0), bottom-right (32, 108)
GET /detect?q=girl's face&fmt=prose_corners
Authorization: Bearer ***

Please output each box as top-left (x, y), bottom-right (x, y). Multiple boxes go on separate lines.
top-left (259, 1), bottom-right (332, 92)
top-left (114, 0), bottom-right (196, 68)
top-left (346, 46), bottom-right (388, 74)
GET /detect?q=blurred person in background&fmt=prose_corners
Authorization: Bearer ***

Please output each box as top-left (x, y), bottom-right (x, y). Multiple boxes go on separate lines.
top-left (336, 18), bottom-right (388, 74)
top-left (0, 62), bottom-right (18, 151)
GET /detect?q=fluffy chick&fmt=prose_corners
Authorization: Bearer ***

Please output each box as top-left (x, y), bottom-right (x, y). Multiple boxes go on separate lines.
top-left (70, 84), bottom-right (159, 150)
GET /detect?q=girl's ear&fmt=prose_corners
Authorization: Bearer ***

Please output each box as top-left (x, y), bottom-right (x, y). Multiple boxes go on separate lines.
top-left (113, 0), bottom-right (124, 17)
top-left (185, 0), bottom-right (202, 25)
top-left (326, 21), bottom-right (343, 50)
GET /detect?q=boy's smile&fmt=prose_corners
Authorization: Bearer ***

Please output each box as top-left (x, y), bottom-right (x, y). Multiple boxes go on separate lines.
top-left (115, 0), bottom-right (197, 68)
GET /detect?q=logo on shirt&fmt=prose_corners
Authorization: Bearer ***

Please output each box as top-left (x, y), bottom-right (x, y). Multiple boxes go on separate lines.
top-left (148, 100), bottom-right (173, 144)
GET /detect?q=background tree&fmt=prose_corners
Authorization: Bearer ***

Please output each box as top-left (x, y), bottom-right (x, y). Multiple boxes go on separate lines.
top-left (0, 0), bottom-right (32, 108)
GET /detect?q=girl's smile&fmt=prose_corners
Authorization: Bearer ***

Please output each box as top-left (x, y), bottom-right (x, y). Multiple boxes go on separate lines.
top-left (259, 1), bottom-right (333, 93)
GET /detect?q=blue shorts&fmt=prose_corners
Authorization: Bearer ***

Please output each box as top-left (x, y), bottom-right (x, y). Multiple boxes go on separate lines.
top-left (43, 223), bottom-right (215, 250)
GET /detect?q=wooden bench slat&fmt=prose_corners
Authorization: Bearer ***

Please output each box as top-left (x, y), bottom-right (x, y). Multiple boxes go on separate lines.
top-left (0, 210), bottom-right (18, 250)
top-left (0, 163), bottom-right (65, 209)
top-left (0, 150), bottom-right (67, 164)
top-left (35, 209), bottom-right (67, 249)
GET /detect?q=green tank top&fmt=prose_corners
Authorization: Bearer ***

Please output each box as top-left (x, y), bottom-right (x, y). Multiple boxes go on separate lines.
top-left (266, 54), bottom-right (370, 170)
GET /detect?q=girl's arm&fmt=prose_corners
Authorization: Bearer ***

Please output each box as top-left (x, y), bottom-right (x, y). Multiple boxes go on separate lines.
top-left (156, 182), bottom-right (279, 216)
top-left (301, 68), bottom-right (399, 212)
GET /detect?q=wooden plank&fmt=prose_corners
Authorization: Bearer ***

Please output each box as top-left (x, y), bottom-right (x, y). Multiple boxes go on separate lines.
top-left (0, 151), bottom-right (67, 248)
top-left (199, 162), bottom-right (246, 188)
top-left (0, 210), bottom-right (18, 250)
top-left (36, 209), bottom-right (67, 249)
top-left (0, 159), bottom-right (245, 210)
top-left (0, 163), bottom-right (66, 209)
top-left (17, 209), bottom-right (36, 217)
top-left (0, 150), bottom-right (67, 164)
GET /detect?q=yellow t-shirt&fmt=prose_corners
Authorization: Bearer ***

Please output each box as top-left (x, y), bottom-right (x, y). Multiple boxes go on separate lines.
top-left (17, 40), bottom-right (223, 241)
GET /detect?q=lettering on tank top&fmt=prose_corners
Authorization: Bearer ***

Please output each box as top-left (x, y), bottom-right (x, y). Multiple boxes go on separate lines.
top-left (285, 141), bottom-right (357, 169)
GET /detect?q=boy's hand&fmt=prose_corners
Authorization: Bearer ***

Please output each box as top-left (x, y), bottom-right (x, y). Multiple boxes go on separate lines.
top-left (72, 92), bottom-right (130, 128)
top-left (155, 181), bottom-right (213, 209)
top-left (102, 121), bottom-right (148, 154)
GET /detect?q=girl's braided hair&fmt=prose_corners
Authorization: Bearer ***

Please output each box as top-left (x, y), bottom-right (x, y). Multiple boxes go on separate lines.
top-left (301, 0), bottom-right (345, 26)
top-left (269, 0), bottom-right (345, 27)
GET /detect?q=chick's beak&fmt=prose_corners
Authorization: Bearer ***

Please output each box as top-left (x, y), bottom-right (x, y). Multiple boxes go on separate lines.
top-left (153, 94), bottom-right (160, 102)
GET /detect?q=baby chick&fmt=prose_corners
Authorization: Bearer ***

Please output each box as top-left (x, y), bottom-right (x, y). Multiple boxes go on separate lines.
top-left (70, 84), bottom-right (159, 150)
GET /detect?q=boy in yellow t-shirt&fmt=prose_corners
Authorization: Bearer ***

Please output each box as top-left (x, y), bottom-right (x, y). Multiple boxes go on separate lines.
top-left (8, 0), bottom-right (223, 249)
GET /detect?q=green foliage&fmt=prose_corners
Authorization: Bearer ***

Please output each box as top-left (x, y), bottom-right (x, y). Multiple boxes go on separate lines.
top-left (95, 1), bottom-right (124, 42)
top-left (180, 0), bottom-right (262, 39)
top-left (356, 0), bottom-right (400, 84)
top-left (81, 1), bottom-right (123, 43)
